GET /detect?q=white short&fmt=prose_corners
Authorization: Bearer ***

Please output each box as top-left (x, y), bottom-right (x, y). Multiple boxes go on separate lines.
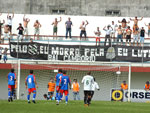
top-left (34, 28), bottom-right (40, 35)
top-left (133, 34), bottom-right (139, 42)
top-left (24, 28), bottom-right (28, 35)
top-left (3, 33), bottom-right (10, 38)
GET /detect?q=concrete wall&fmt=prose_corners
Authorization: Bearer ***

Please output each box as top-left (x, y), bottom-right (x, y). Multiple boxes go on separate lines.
top-left (0, 0), bottom-right (150, 17)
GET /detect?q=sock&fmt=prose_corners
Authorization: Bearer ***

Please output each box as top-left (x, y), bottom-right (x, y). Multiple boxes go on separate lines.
top-left (33, 93), bottom-right (36, 100)
top-left (65, 96), bottom-right (68, 103)
top-left (27, 95), bottom-right (30, 101)
top-left (60, 94), bottom-right (63, 100)
top-left (56, 92), bottom-right (58, 100)
top-left (84, 96), bottom-right (87, 104)
top-left (11, 90), bottom-right (14, 97)
top-left (8, 90), bottom-right (11, 98)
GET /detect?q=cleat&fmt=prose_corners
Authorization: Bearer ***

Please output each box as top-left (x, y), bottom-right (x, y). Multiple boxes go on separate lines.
top-left (32, 100), bottom-right (36, 104)
top-left (10, 97), bottom-right (13, 102)
top-left (56, 101), bottom-right (59, 105)
top-left (28, 101), bottom-right (31, 104)
top-left (8, 98), bottom-right (10, 102)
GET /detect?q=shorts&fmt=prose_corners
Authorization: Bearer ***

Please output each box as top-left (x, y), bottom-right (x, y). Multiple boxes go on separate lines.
top-left (3, 55), bottom-right (7, 61)
top-left (8, 25), bottom-right (12, 32)
top-left (4, 33), bottom-right (10, 38)
top-left (28, 88), bottom-right (36, 93)
top-left (53, 26), bottom-right (57, 33)
top-left (140, 37), bottom-right (144, 43)
top-left (8, 85), bottom-right (15, 91)
top-left (133, 34), bottom-right (139, 42)
top-left (117, 34), bottom-right (123, 42)
top-left (24, 28), bottom-right (28, 35)
top-left (48, 92), bottom-right (54, 96)
top-left (34, 28), bottom-right (40, 35)
top-left (56, 86), bottom-right (61, 92)
top-left (60, 89), bottom-right (69, 96)
top-left (126, 35), bottom-right (131, 42)
top-left (84, 91), bottom-right (92, 96)
top-left (0, 55), bottom-right (1, 60)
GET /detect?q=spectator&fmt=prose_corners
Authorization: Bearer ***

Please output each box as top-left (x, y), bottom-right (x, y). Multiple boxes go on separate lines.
top-left (94, 27), bottom-right (101, 37)
top-left (130, 16), bottom-right (143, 27)
top-left (71, 79), bottom-right (80, 100)
top-left (121, 81), bottom-right (128, 90)
top-left (126, 26), bottom-right (132, 46)
top-left (17, 23), bottom-right (24, 41)
top-left (33, 20), bottom-right (41, 40)
top-left (118, 18), bottom-right (130, 38)
top-left (47, 78), bottom-right (56, 100)
top-left (144, 81), bottom-right (150, 91)
top-left (117, 25), bottom-right (123, 45)
top-left (144, 23), bottom-right (150, 37)
top-left (91, 78), bottom-right (100, 100)
top-left (65, 17), bottom-right (73, 39)
top-left (23, 14), bottom-right (30, 40)
top-left (7, 12), bottom-right (14, 34)
top-left (139, 27), bottom-right (145, 46)
top-left (133, 24), bottom-right (139, 46)
top-left (52, 17), bottom-right (62, 39)
top-left (3, 25), bottom-right (10, 43)
top-left (111, 21), bottom-right (118, 42)
top-left (3, 48), bottom-right (8, 63)
top-left (0, 19), bottom-right (5, 40)
top-left (79, 20), bottom-right (89, 40)
top-left (103, 25), bottom-right (113, 46)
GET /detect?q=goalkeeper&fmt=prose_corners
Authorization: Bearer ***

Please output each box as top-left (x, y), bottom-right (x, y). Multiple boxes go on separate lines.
top-left (47, 78), bottom-right (56, 100)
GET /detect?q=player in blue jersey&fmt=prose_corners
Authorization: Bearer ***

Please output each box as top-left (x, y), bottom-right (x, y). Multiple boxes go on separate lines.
top-left (58, 70), bottom-right (71, 105)
top-left (7, 69), bottom-right (16, 102)
top-left (25, 70), bottom-right (38, 104)
top-left (55, 69), bottom-right (63, 102)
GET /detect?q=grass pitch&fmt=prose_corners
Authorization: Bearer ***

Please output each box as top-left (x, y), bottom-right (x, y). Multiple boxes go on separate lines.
top-left (0, 100), bottom-right (150, 113)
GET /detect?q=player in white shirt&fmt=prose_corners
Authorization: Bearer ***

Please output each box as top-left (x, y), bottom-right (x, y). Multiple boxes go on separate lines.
top-left (91, 78), bottom-right (100, 100)
top-left (81, 72), bottom-right (94, 106)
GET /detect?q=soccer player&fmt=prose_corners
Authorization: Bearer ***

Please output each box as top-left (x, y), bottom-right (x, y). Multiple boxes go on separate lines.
top-left (25, 70), bottom-right (38, 104)
top-left (7, 69), bottom-right (16, 102)
top-left (55, 69), bottom-right (63, 102)
top-left (91, 78), bottom-right (100, 100)
top-left (121, 81), bottom-right (128, 90)
top-left (81, 71), bottom-right (94, 106)
top-left (47, 77), bottom-right (56, 100)
top-left (59, 70), bottom-right (71, 105)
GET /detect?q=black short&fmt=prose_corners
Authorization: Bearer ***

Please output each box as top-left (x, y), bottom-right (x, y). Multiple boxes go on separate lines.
top-left (8, 25), bottom-right (12, 32)
top-left (84, 91), bottom-right (92, 96)
top-left (0, 55), bottom-right (1, 60)
top-left (126, 35), bottom-right (131, 42)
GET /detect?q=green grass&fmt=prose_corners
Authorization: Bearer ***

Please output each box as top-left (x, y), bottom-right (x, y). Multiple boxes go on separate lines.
top-left (0, 100), bottom-right (150, 113)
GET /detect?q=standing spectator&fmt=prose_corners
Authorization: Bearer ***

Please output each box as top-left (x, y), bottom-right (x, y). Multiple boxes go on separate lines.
top-left (23, 14), bottom-right (30, 40)
top-left (144, 81), bottom-right (150, 91)
top-left (47, 78), bottom-right (56, 100)
top-left (7, 12), bottom-right (14, 34)
top-left (139, 27), bottom-right (145, 47)
top-left (103, 25), bottom-right (113, 46)
top-left (130, 16), bottom-right (143, 27)
top-left (144, 23), bottom-right (150, 37)
top-left (33, 20), bottom-right (41, 40)
top-left (117, 25), bottom-right (123, 45)
top-left (0, 19), bottom-right (5, 40)
top-left (133, 24), bottom-right (139, 46)
top-left (81, 71), bottom-right (94, 107)
top-left (3, 48), bottom-right (8, 63)
top-left (126, 26), bottom-right (132, 46)
top-left (52, 17), bottom-right (62, 39)
top-left (3, 25), bottom-right (10, 43)
top-left (65, 17), bottom-right (73, 39)
top-left (111, 21), bottom-right (118, 42)
top-left (71, 79), bottom-right (80, 100)
top-left (94, 27), bottom-right (101, 37)
top-left (121, 81), bottom-right (128, 90)
top-left (91, 78), bottom-right (100, 100)
top-left (79, 20), bottom-right (89, 40)
top-left (17, 23), bottom-right (24, 41)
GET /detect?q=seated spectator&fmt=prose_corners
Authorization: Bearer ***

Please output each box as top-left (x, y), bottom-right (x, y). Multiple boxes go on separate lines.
top-left (144, 81), bottom-right (150, 91)
top-left (121, 81), bottom-right (128, 90)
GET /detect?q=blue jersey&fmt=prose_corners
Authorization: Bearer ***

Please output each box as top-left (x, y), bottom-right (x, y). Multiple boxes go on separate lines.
top-left (55, 73), bottom-right (63, 86)
top-left (60, 75), bottom-right (71, 90)
top-left (26, 74), bottom-right (36, 88)
top-left (8, 72), bottom-right (16, 85)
